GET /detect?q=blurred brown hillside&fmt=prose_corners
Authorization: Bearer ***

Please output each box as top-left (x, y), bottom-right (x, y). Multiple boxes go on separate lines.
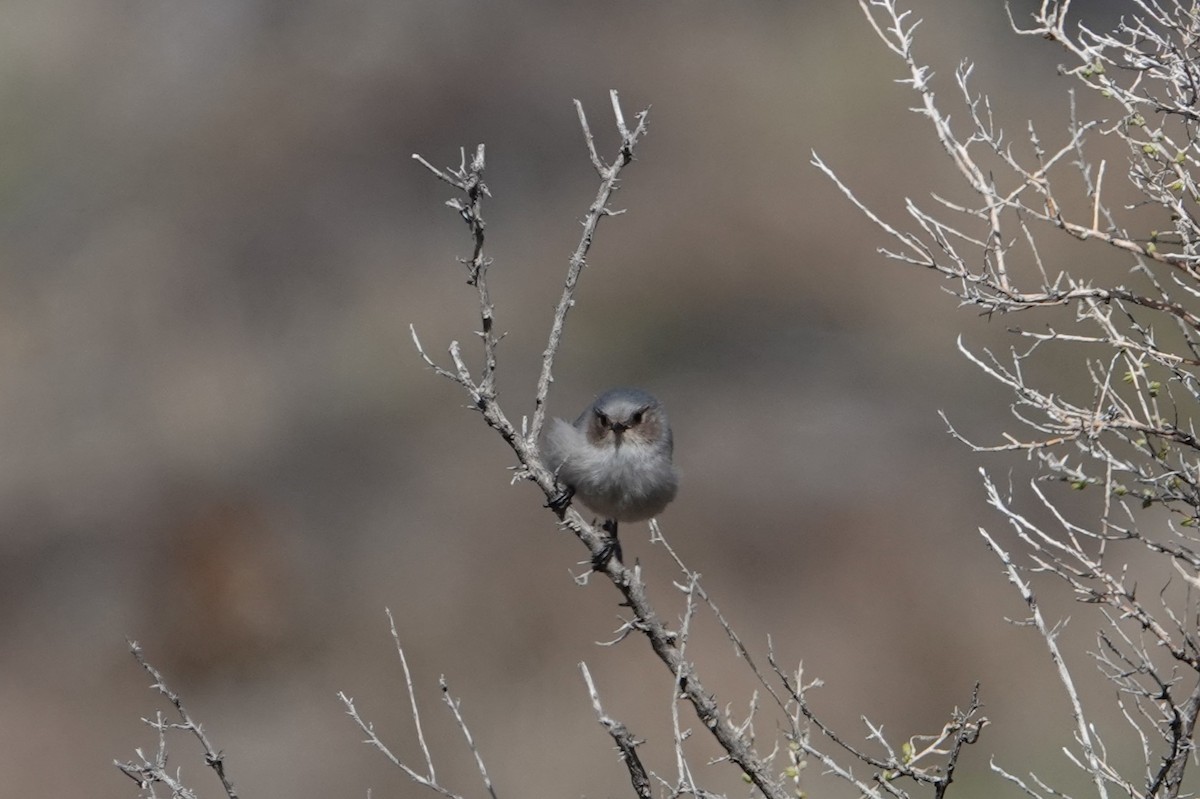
top-left (0, 2), bottom-right (1141, 797)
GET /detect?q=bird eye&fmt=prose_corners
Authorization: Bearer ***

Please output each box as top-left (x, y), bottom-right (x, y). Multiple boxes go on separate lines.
top-left (595, 412), bottom-right (610, 428)
top-left (631, 410), bottom-right (644, 425)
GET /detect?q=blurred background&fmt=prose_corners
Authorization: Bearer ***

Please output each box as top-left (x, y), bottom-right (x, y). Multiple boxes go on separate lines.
top-left (0, 1), bottom-right (1161, 797)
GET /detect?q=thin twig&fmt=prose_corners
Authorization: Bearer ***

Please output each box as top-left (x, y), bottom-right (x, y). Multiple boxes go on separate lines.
top-left (440, 676), bottom-right (498, 799)
top-left (387, 607), bottom-right (437, 780)
top-left (579, 662), bottom-right (653, 799)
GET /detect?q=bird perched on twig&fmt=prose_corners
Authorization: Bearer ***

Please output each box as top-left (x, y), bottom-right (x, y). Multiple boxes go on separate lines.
top-left (543, 387), bottom-right (679, 569)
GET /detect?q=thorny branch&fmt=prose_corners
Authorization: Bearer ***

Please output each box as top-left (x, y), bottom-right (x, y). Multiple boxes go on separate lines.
top-left (580, 662), bottom-right (653, 799)
top-left (409, 89), bottom-right (789, 799)
top-left (115, 640), bottom-right (239, 799)
top-left (405, 88), bottom-right (983, 799)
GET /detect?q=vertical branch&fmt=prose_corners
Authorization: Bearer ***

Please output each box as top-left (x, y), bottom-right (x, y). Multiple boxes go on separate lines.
top-left (977, 520), bottom-right (1111, 799)
top-left (409, 94), bottom-right (650, 532)
top-left (412, 145), bottom-right (499, 405)
top-left (440, 677), bottom-right (498, 799)
top-left (529, 90), bottom-right (650, 444)
top-left (1153, 678), bottom-right (1200, 798)
top-left (387, 607), bottom-right (438, 781)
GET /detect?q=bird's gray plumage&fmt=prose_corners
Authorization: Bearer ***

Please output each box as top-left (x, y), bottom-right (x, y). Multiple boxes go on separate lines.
top-left (543, 387), bottom-right (679, 522)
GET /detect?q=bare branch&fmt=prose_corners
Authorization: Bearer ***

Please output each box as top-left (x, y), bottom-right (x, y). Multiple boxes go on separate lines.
top-left (115, 640), bottom-right (239, 799)
top-left (822, 1), bottom-right (1200, 796)
top-left (338, 612), bottom-right (497, 799)
top-left (579, 662), bottom-right (653, 799)
top-left (440, 676), bottom-right (498, 799)
top-left (410, 94), bottom-right (795, 799)
top-left (530, 90), bottom-right (651, 444)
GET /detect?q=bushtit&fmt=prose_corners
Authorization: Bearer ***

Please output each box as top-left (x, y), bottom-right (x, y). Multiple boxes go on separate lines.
top-left (543, 387), bottom-right (679, 568)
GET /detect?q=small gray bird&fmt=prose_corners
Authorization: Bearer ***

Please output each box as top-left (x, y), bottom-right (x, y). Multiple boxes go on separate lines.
top-left (543, 387), bottom-right (679, 568)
